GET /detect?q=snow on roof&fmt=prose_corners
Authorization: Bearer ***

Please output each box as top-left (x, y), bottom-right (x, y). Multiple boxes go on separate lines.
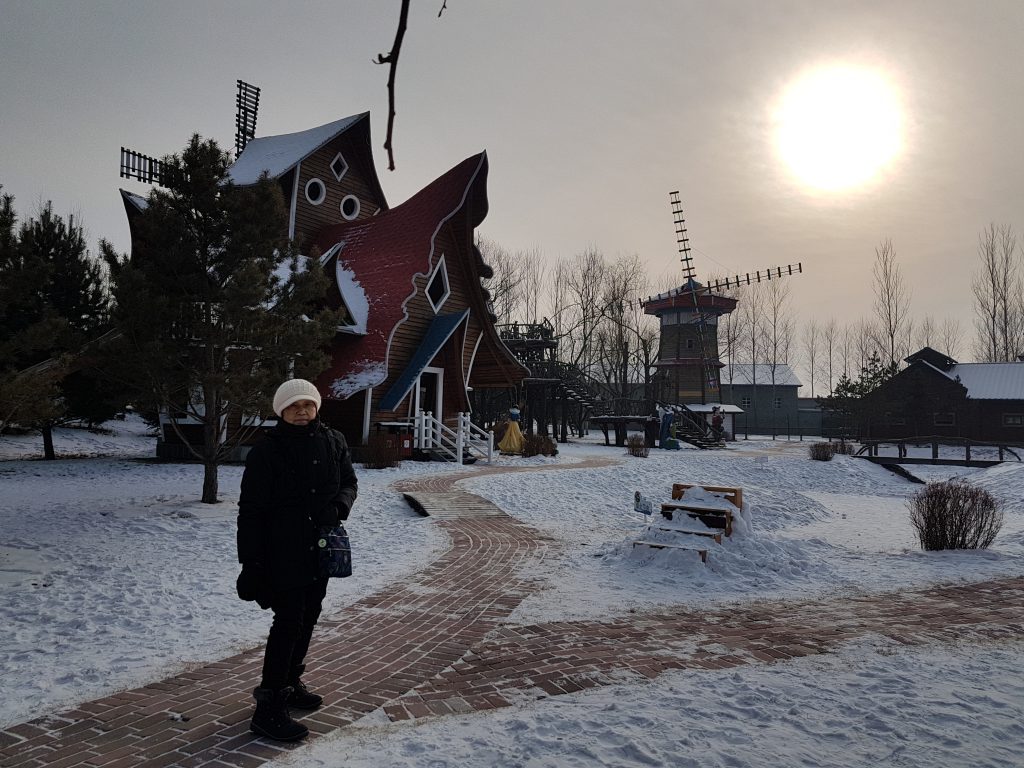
top-left (335, 255), bottom-right (369, 335)
top-left (329, 359), bottom-right (387, 399)
top-left (949, 362), bottom-right (1024, 399)
top-left (722, 363), bottom-right (803, 387)
top-left (120, 189), bottom-right (148, 210)
top-left (227, 113), bottom-right (365, 185)
top-left (687, 403), bottom-right (744, 413)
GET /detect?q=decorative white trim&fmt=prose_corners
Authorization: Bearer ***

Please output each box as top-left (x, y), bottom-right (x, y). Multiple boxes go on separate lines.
top-left (362, 387), bottom-right (373, 444)
top-left (305, 177), bottom-right (326, 205)
top-left (330, 152), bottom-right (349, 182)
top-left (288, 162), bottom-right (300, 240)
top-left (426, 254), bottom-right (451, 313)
top-left (465, 330), bottom-right (483, 388)
top-left (340, 194), bottom-right (360, 221)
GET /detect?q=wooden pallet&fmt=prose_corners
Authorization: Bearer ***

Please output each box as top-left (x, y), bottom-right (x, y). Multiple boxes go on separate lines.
top-left (660, 506), bottom-right (733, 536)
top-left (645, 524), bottom-right (723, 545)
top-left (632, 539), bottom-right (708, 563)
top-left (659, 484), bottom-right (743, 537)
top-left (671, 483), bottom-right (743, 509)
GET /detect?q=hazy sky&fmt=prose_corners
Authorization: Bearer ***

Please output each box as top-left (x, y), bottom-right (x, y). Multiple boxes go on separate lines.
top-left (2, 1), bottom-right (1023, 363)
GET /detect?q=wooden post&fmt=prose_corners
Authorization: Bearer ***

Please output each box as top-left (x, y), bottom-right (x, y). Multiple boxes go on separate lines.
top-left (931, 441), bottom-right (938, 463)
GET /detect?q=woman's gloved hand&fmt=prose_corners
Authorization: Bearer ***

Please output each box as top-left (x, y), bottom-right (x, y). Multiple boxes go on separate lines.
top-left (236, 564), bottom-right (271, 609)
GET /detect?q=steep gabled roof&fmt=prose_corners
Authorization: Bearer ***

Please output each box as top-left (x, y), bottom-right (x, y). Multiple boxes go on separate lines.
top-left (227, 114), bottom-right (366, 185)
top-left (311, 152), bottom-right (497, 400)
top-left (905, 346), bottom-right (957, 370)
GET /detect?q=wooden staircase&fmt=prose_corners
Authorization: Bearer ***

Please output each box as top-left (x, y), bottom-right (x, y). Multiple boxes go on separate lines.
top-left (633, 484), bottom-right (743, 563)
top-left (671, 407), bottom-right (726, 450)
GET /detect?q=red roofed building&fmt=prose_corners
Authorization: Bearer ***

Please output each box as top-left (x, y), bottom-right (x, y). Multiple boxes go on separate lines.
top-left (122, 113), bottom-right (528, 447)
top-left (309, 152), bottom-right (528, 442)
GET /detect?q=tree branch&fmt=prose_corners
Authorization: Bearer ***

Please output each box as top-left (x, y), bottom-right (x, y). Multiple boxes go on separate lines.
top-left (375, 0), bottom-right (411, 171)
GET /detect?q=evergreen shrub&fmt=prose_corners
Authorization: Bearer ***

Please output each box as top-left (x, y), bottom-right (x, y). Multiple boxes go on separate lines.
top-left (908, 480), bottom-right (1003, 551)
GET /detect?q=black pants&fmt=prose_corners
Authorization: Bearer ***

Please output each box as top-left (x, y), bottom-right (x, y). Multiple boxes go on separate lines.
top-left (261, 577), bottom-right (329, 690)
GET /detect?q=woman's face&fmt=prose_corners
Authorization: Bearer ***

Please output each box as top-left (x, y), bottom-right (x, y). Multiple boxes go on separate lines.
top-left (281, 399), bottom-right (318, 425)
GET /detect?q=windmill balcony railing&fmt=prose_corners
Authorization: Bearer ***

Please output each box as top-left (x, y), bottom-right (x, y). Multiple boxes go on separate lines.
top-left (497, 319), bottom-right (556, 343)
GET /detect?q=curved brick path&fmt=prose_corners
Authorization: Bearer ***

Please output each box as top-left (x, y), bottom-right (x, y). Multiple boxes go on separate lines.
top-left (3, 457), bottom-right (1023, 767)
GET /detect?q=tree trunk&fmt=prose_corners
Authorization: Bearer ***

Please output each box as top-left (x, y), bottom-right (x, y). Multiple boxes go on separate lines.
top-left (202, 461), bottom-right (219, 504)
top-left (42, 424), bottom-right (56, 460)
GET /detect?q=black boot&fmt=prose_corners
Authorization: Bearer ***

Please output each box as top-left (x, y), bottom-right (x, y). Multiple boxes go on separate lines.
top-left (250, 687), bottom-right (309, 742)
top-left (287, 665), bottom-right (324, 710)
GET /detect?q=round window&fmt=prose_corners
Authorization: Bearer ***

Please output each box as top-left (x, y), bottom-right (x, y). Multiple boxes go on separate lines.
top-left (340, 195), bottom-right (360, 220)
top-left (305, 178), bottom-right (326, 205)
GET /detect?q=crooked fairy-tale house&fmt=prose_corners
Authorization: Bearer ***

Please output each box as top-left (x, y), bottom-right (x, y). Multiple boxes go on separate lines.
top-left (121, 112), bottom-right (528, 450)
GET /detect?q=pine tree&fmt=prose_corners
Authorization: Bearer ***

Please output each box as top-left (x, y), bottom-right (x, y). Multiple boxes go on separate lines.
top-left (0, 187), bottom-right (66, 440)
top-left (105, 135), bottom-right (342, 502)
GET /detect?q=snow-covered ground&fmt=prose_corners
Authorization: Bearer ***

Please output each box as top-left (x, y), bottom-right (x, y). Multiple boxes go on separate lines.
top-left (2, 420), bottom-right (1022, 766)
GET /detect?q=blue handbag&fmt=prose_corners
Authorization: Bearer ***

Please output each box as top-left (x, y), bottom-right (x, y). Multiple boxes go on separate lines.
top-left (317, 524), bottom-right (352, 578)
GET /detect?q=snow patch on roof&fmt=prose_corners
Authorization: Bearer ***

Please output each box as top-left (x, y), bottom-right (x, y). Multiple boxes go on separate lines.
top-left (723, 363), bottom-right (803, 387)
top-left (120, 189), bottom-right (148, 210)
top-left (330, 360), bottom-right (387, 399)
top-left (227, 114), bottom-right (364, 185)
top-left (335, 256), bottom-right (369, 335)
top-left (950, 362), bottom-right (1024, 399)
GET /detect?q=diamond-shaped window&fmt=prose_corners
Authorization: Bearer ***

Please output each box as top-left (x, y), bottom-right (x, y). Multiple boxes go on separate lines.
top-left (330, 152), bottom-right (348, 182)
top-left (426, 256), bottom-right (451, 312)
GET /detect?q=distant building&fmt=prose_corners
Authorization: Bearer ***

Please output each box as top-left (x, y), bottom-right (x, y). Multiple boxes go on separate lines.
top-left (721, 363), bottom-right (803, 435)
top-left (859, 347), bottom-right (1024, 443)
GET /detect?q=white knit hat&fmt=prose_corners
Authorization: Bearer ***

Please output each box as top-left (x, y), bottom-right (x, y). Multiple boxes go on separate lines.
top-left (272, 378), bottom-right (322, 417)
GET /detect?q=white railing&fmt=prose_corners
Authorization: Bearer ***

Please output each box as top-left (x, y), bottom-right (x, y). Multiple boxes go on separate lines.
top-left (414, 410), bottom-right (493, 465)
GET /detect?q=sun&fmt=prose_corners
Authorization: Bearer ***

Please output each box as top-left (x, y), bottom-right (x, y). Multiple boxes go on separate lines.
top-left (774, 65), bottom-right (903, 192)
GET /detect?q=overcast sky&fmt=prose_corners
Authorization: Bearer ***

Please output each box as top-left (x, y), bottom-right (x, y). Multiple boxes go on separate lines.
top-left (2, 1), bottom-right (1023, 364)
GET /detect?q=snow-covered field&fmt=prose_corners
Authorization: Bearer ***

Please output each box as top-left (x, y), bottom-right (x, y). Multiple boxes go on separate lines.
top-left (2, 419), bottom-right (1022, 767)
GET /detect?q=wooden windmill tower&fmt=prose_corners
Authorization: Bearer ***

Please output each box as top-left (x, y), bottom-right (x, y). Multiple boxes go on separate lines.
top-left (119, 80), bottom-right (261, 188)
top-left (641, 192), bottom-right (802, 406)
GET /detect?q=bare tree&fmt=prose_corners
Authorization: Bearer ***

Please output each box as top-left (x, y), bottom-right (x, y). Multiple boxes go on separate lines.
top-left (593, 254), bottom-right (656, 401)
top-left (972, 223), bottom-right (1023, 362)
top-left (761, 279), bottom-right (795, 435)
top-left (519, 247), bottom-right (546, 325)
top-left (872, 239), bottom-right (911, 370)
top-left (916, 315), bottom-right (936, 350)
top-left (801, 319), bottom-right (821, 397)
top-left (839, 323), bottom-right (854, 380)
top-left (854, 318), bottom-right (882, 373)
top-left (939, 317), bottom-right (963, 359)
top-left (821, 318), bottom-right (838, 394)
top-left (477, 235), bottom-right (524, 324)
top-left (718, 283), bottom-right (745, 395)
top-left (556, 248), bottom-right (608, 374)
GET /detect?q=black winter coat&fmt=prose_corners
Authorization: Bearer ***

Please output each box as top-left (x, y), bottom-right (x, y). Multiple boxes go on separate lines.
top-left (237, 419), bottom-right (358, 591)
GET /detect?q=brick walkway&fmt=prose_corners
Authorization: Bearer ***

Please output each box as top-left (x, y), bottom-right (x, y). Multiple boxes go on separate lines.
top-left (3, 457), bottom-right (1023, 767)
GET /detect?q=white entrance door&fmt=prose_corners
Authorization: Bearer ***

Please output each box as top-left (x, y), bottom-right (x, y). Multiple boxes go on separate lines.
top-left (417, 367), bottom-right (444, 419)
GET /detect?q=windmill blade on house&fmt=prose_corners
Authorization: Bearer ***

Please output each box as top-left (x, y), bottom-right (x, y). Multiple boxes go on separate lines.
top-left (119, 147), bottom-right (169, 187)
top-left (234, 79), bottom-right (260, 156)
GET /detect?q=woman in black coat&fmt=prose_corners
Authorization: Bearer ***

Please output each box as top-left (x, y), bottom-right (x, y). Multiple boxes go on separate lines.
top-left (236, 378), bottom-right (358, 741)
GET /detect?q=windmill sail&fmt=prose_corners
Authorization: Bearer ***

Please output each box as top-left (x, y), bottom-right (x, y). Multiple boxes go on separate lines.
top-left (235, 80), bottom-right (261, 155)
